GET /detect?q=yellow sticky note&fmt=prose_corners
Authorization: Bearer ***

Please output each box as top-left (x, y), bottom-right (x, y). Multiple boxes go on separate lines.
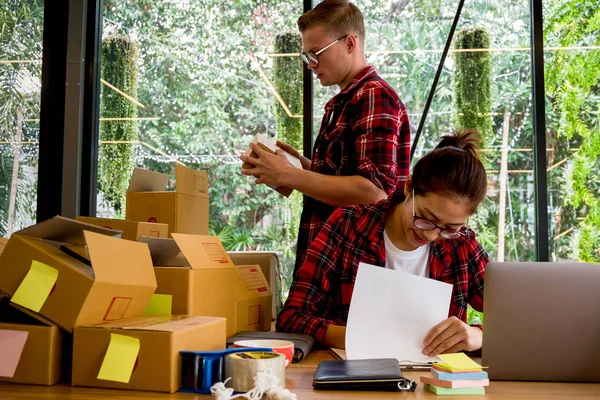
top-left (11, 260), bottom-right (58, 312)
top-left (97, 333), bottom-right (140, 383)
top-left (143, 294), bottom-right (172, 315)
top-left (437, 353), bottom-right (483, 371)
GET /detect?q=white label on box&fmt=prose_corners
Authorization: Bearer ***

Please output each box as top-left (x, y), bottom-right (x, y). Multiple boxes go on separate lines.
top-left (239, 266), bottom-right (268, 292)
top-left (202, 243), bottom-right (229, 263)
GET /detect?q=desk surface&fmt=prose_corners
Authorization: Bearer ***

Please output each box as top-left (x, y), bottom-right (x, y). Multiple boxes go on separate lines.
top-left (1, 349), bottom-right (600, 399)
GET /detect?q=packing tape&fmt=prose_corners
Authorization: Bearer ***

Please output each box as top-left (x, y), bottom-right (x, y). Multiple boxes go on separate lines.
top-left (180, 347), bottom-right (272, 394)
top-left (224, 351), bottom-right (286, 393)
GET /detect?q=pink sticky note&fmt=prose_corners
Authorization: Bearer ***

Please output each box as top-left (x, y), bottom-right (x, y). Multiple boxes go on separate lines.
top-left (0, 330), bottom-right (29, 378)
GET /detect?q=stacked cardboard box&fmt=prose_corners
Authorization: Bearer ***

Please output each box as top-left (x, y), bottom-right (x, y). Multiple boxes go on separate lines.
top-left (72, 315), bottom-right (225, 393)
top-left (0, 217), bottom-right (227, 392)
top-left (0, 300), bottom-right (66, 386)
top-left (140, 234), bottom-right (272, 337)
top-left (228, 251), bottom-right (284, 319)
top-left (76, 216), bottom-right (169, 241)
top-left (126, 165), bottom-right (209, 236)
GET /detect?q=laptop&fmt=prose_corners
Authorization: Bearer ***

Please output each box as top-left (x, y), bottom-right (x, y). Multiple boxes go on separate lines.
top-left (482, 261), bottom-right (600, 382)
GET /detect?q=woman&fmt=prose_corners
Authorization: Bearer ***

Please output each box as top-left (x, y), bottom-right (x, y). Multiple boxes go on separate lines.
top-left (276, 129), bottom-right (489, 357)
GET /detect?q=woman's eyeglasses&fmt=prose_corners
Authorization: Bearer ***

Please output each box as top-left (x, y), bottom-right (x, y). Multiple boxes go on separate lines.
top-left (412, 191), bottom-right (465, 240)
top-left (300, 35), bottom-right (348, 66)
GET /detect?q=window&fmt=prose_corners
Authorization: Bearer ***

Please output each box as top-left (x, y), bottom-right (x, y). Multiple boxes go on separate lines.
top-left (0, 1), bottom-right (44, 236)
top-left (98, 1), bottom-right (303, 287)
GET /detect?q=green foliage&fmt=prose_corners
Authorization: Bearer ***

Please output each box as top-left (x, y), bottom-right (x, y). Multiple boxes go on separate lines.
top-left (545, 0), bottom-right (600, 261)
top-left (0, 0), bottom-right (44, 235)
top-left (99, 34), bottom-right (139, 213)
top-left (273, 32), bottom-right (303, 150)
top-left (453, 27), bottom-right (493, 142)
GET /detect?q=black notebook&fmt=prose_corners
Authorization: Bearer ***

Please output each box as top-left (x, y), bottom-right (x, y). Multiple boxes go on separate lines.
top-left (226, 331), bottom-right (315, 362)
top-left (313, 358), bottom-right (417, 391)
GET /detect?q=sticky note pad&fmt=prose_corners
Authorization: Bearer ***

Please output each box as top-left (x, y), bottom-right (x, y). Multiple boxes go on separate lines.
top-left (143, 294), bottom-right (172, 315)
top-left (97, 333), bottom-right (140, 383)
top-left (437, 353), bottom-right (483, 371)
top-left (0, 330), bottom-right (29, 377)
top-left (11, 260), bottom-right (58, 312)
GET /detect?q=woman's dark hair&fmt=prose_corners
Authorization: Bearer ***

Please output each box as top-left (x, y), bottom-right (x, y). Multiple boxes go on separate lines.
top-left (411, 129), bottom-right (487, 212)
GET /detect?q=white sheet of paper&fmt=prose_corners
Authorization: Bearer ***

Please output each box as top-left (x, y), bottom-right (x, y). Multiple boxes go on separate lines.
top-left (346, 262), bottom-right (453, 363)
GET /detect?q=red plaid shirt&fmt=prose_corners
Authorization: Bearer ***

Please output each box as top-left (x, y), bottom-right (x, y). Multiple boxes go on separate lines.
top-left (277, 191), bottom-right (489, 344)
top-left (294, 66), bottom-right (411, 274)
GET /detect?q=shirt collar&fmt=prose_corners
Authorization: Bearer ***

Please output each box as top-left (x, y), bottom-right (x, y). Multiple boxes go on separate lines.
top-left (325, 66), bottom-right (377, 109)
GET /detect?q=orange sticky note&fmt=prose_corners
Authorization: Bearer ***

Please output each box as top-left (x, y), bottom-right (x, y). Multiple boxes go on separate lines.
top-left (143, 294), bottom-right (172, 315)
top-left (11, 260), bottom-right (58, 312)
top-left (97, 333), bottom-right (140, 383)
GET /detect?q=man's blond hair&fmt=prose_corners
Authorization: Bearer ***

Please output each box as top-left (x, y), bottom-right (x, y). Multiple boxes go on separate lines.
top-left (297, 0), bottom-right (365, 42)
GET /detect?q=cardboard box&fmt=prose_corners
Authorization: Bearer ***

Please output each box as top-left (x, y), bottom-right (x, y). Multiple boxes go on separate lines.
top-left (0, 216), bottom-right (157, 332)
top-left (126, 165), bottom-right (209, 235)
top-left (0, 302), bottom-right (65, 385)
top-left (140, 234), bottom-right (272, 336)
top-left (228, 251), bottom-right (283, 319)
top-left (242, 134), bottom-right (302, 197)
top-left (76, 216), bottom-right (169, 241)
top-left (0, 237), bottom-right (8, 257)
top-left (72, 315), bottom-right (226, 393)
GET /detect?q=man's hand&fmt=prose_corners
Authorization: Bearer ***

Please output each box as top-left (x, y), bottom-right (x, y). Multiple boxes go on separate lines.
top-left (276, 140), bottom-right (311, 170)
top-left (422, 316), bottom-right (482, 357)
top-left (240, 142), bottom-right (294, 186)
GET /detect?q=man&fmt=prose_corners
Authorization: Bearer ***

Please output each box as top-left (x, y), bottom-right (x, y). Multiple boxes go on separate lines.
top-left (241, 0), bottom-right (411, 274)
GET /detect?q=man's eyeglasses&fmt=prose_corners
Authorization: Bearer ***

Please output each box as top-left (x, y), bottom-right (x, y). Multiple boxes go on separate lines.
top-left (412, 190), bottom-right (465, 240)
top-left (300, 35), bottom-right (348, 66)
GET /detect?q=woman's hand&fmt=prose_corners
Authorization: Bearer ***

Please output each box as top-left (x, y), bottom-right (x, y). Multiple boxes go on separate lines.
top-left (422, 316), bottom-right (482, 357)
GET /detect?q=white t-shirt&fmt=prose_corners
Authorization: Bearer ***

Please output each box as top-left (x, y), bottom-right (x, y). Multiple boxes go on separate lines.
top-left (383, 230), bottom-right (430, 277)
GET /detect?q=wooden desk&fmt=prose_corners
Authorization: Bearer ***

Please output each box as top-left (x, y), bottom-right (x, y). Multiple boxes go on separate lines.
top-left (1, 349), bottom-right (600, 399)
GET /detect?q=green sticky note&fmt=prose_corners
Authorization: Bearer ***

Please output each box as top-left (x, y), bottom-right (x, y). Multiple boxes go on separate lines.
top-left (437, 353), bottom-right (483, 371)
top-left (97, 333), bottom-right (140, 383)
top-left (424, 383), bottom-right (485, 395)
top-left (11, 260), bottom-right (58, 312)
top-left (143, 294), bottom-right (173, 315)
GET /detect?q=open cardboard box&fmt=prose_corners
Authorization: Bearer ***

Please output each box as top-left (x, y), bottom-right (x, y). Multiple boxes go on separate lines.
top-left (76, 216), bottom-right (169, 241)
top-left (0, 216), bottom-right (157, 332)
top-left (228, 251), bottom-right (284, 319)
top-left (126, 165), bottom-right (209, 235)
top-left (0, 300), bottom-right (67, 386)
top-left (139, 234), bottom-right (272, 337)
top-left (0, 237), bottom-right (7, 257)
top-left (72, 315), bottom-right (225, 393)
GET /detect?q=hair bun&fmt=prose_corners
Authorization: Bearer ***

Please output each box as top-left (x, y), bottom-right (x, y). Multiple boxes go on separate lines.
top-left (435, 129), bottom-right (482, 159)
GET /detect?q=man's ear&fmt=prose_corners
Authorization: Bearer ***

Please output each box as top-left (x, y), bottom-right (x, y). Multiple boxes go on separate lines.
top-left (346, 34), bottom-right (358, 53)
top-left (403, 175), bottom-right (413, 197)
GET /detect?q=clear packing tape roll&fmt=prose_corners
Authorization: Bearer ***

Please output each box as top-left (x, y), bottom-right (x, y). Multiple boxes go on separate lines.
top-left (224, 351), bottom-right (286, 393)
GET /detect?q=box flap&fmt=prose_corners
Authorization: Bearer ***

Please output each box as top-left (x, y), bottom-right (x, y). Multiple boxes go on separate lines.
top-left (234, 265), bottom-right (272, 300)
top-left (0, 237), bottom-right (8, 257)
top-left (171, 234), bottom-right (234, 270)
top-left (14, 216), bottom-right (121, 245)
top-left (85, 231), bottom-right (157, 286)
top-left (127, 168), bottom-right (169, 193)
top-left (84, 315), bottom-right (224, 332)
top-left (137, 236), bottom-right (188, 267)
top-left (4, 303), bottom-right (57, 327)
top-left (175, 165), bottom-right (208, 197)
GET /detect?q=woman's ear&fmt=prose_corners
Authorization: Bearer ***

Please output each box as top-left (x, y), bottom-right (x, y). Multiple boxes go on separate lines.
top-left (403, 175), bottom-right (413, 197)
